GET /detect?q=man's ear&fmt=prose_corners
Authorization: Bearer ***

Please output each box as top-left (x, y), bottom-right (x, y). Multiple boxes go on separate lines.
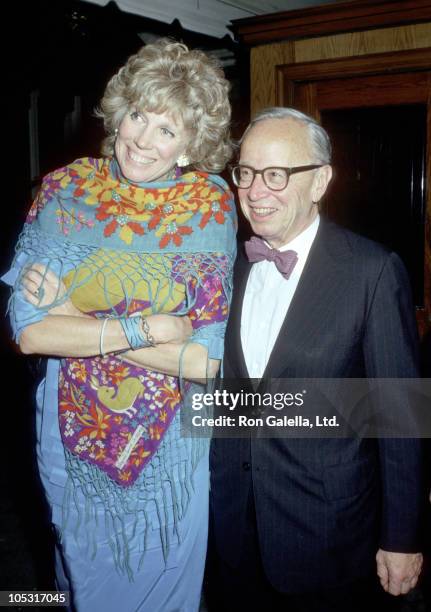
top-left (311, 165), bottom-right (333, 203)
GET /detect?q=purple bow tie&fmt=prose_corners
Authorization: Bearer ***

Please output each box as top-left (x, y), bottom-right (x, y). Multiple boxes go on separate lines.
top-left (245, 236), bottom-right (298, 280)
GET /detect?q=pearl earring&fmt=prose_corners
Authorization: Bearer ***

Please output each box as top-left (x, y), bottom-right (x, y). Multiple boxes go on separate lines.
top-left (176, 154), bottom-right (190, 168)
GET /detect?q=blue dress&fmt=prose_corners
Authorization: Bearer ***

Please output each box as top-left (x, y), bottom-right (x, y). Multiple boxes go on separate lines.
top-left (3, 158), bottom-right (237, 611)
top-left (36, 362), bottom-right (209, 611)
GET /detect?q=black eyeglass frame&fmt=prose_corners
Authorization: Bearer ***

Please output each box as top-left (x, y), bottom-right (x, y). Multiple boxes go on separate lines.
top-left (230, 164), bottom-right (324, 191)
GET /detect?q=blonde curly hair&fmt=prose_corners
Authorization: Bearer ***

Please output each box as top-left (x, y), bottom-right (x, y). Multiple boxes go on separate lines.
top-left (96, 38), bottom-right (232, 173)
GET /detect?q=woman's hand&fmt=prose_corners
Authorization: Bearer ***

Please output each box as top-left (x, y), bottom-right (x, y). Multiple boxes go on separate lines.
top-left (147, 314), bottom-right (193, 345)
top-left (21, 264), bottom-right (82, 316)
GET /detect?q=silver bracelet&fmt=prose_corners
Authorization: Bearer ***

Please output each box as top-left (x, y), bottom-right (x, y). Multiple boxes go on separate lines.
top-left (141, 315), bottom-right (156, 347)
top-left (100, 318), bottom-right (109, 356)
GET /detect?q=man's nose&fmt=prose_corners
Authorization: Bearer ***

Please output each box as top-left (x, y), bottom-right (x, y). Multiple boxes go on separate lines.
top-left (247, 172), bottom-right (270, 200)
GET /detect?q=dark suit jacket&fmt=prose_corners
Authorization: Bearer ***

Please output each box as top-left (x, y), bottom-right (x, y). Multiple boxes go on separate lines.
top-left (210, 219), bottom-right (424, 593)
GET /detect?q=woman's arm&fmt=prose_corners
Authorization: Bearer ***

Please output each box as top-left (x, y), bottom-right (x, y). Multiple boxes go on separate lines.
top-left (19, 312), bottom-right (192, 357)
top-left (20, 315), bottom-right (217, 379)
top-left (121, 344), bottom-right (220, 380)
top-left (19, 263), bottom-right (192, 356)
top-left (18, 264), bottom-right (216, 380)
top-left (19, 262), bottom-right (222, 379)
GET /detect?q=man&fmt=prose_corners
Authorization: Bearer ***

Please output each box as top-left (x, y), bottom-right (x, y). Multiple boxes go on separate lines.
top-left (209, 107), bottom-right (424, 611)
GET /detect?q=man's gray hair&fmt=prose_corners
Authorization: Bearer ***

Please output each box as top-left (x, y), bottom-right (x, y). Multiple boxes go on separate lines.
top-left (242, 107), bottom-right (332, 165)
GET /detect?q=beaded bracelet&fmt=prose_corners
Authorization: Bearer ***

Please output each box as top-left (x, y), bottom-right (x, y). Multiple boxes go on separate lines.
top-left (140, 314), bottom-right (156, 347)
top-left (119, 314), bottom-right (156, 350)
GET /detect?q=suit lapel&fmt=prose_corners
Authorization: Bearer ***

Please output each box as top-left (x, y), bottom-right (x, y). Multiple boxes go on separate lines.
top-left (263, 219), bottom-right (353, 378)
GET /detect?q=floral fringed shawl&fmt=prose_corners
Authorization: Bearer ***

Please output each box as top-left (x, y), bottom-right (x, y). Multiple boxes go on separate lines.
top-left (4, 157), bottom-right (237, 575)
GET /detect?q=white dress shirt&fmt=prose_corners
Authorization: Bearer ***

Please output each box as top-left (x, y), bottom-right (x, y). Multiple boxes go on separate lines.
top-left (241, 215), bottom-right (320, 378)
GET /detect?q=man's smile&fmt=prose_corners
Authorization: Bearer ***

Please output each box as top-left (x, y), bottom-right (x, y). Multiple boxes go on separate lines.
top-left (249, 206), bottom-right (277, 217)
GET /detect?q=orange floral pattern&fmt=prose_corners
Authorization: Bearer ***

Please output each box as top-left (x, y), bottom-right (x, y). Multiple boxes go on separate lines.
top-left (31, 157), bottom-right (234, 248)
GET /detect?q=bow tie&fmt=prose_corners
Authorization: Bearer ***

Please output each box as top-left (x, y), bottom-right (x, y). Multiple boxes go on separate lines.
top-left (245, 236), bottom-right (298, 280)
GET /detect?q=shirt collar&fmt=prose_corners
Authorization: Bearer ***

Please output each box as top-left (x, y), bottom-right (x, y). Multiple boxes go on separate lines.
top-left (274, 214), bottom-right (320, 255)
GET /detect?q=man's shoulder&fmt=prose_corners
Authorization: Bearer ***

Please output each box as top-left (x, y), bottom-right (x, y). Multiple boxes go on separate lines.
top-left (319, 218), bottom-right (393, 263)
top-left (235, 219), bottom-right (402, 274)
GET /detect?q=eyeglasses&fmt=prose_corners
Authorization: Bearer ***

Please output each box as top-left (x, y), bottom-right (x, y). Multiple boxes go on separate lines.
top-left (231, 164), bottom-right (323, 191)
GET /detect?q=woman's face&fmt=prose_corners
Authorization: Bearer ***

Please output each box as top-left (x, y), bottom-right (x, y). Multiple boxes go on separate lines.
top-left (114, 109), bottom-right (190, 183)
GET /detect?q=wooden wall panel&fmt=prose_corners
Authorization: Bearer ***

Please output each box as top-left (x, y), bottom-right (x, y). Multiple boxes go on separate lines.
top-left (232, 0), bottom-right (431, 46)
top-left (250, 23), bottom-right (431, 113)
top-left (294, 23), bottom-right (431, 62)
top-left (316, 71), bottom-right (429, 109)
top-left (250, 42), bottom-right (294, 116)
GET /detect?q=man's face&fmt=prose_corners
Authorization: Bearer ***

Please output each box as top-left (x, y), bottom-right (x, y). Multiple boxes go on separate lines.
top-left (238, 118), bottom-right (331, 248)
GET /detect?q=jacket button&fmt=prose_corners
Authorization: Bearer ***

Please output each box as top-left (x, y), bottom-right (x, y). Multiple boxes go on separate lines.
top-left (242, 462), bottom-right (251, 471)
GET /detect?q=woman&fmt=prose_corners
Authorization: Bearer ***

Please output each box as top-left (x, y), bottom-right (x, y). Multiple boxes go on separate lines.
top-left (3, 39), bottom-right (236, 611)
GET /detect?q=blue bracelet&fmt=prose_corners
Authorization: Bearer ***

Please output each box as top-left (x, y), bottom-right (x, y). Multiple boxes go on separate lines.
top-left (119, 314), bottom-right (155, 350)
